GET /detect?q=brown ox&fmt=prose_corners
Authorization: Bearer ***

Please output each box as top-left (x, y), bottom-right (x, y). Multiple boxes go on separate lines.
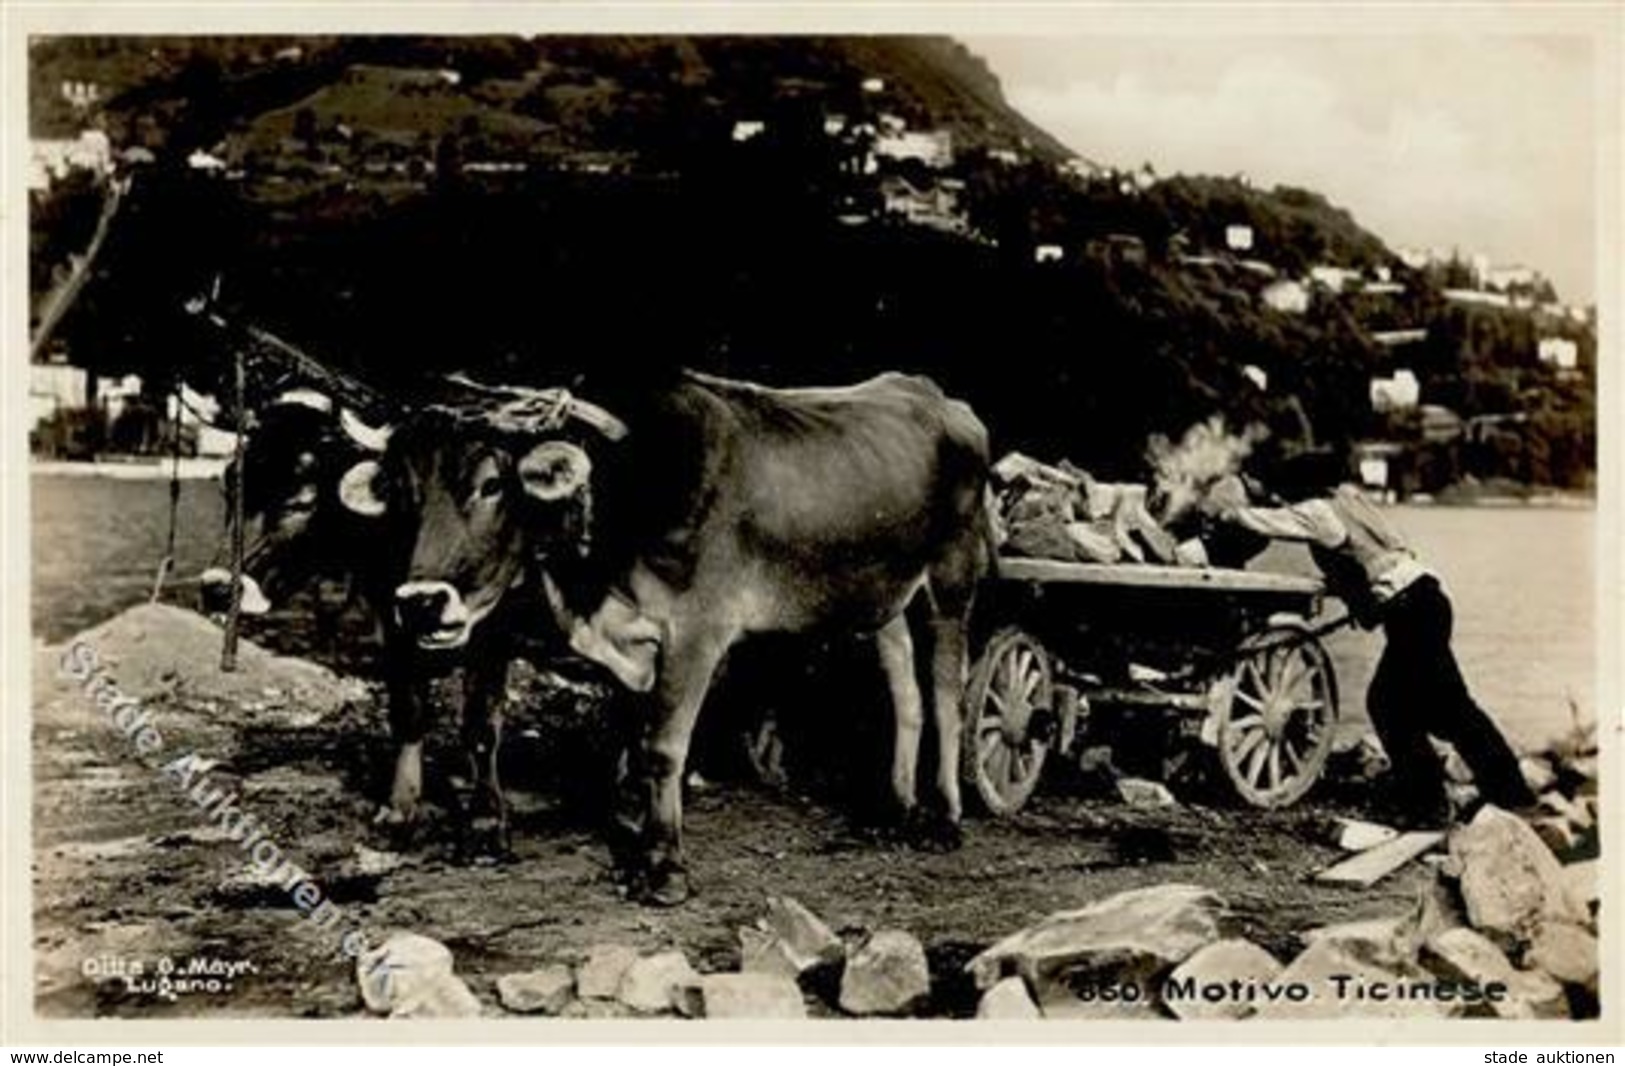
top-left (343, 370), bottom-right (993, 903)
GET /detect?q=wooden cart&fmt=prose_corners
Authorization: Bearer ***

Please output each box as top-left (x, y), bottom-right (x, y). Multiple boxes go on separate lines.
top-left (963, 557), bottom-right (1342, 815)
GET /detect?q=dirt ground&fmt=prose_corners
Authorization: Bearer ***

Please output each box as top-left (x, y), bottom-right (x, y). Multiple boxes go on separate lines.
top-left (32, 604), bottom-right (1434, 1020)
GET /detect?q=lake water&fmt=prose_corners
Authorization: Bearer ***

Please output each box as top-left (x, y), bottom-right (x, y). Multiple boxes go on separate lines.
top-left (1259, 504), bottom-right (1599, 751)
top-left (30, 474), bottom-right (1601, 751)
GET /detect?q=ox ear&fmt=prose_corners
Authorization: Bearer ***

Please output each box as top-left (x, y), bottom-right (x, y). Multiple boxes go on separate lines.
top-left (338, 460), bottom-right (387, 517)
top-left (518, 440), bottom-right (592, 503)
top-left (339, 408), bottom-right (393, 453)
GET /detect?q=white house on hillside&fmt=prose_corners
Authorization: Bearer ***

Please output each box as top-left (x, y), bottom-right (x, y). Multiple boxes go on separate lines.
top-left (1260, 279), bottom-right (1310, 314)
top-left (1538, 337), bottom-right (1579, 370)
top-left (874, 129), bottom-right (953, 169)
top-left (1370, 369), bottom-right (1420, 412)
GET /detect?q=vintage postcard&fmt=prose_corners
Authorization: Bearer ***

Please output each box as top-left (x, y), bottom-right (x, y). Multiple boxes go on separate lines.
top-left (3, 1), bottom-right (1618, 1046)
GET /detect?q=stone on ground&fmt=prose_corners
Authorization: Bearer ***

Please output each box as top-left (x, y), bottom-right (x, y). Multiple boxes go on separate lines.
top-left (1299, 917), bottom-right (1413, 967)
top-left (390, 972), bottom-right (483, 1018)
top-left (1539, 791), bottom-right (1594, 831)
top-left (576, 943), bottom-right (640, 1000)
top-left (689, 973), bottom-right (808, 1019)
top-left (966, 884), bottom-right (1224, 993)
top-left (1116, 777), bottom-right (1178, 808)
top-left (976, 977), bottom-right (1041, 1019)
top-left (1560, 860), bottom-right (1599, 920)
top-left (617, 950), bottom-right (700, 1014)
top-left (1255, 940), bottom-right (1452, 1019)
top-left (1163, 938), bottom-right (1283, 1020)
top-left (496, 965), bottom-right (575, 1015)
top-left (1525, 919), bottom-right (1598, 990)
top-left (1421, 927), bottom-right (1553, 1019)
top-left (1449, 806), bottom-right (1586, 945)
top-left (1518, 756), bottom-right (1557, 794)
top-left (1507, 969), bottom-right (1571, 1019)
top-left (762, 895), bottom-right (844, 972)
top-left (739, 925), bottom-right (803, 980)
top-left (1334, 818), bottom-right (1400, 852)
top-left (839, 929), bottom-right (931, 1016)
top-left (356, 932), bottom-right (456, 1015)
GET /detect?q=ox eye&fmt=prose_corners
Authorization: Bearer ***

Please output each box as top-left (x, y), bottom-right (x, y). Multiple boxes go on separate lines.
top-left (477, 475), bottom-right (503, 500)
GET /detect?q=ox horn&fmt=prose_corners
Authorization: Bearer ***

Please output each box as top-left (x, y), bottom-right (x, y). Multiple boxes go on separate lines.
top-left (562, 396), bottom-right (629, 442)
top-left (339, 407), bottom-right (394, 452)
top-left (338, 460), bottom-right (387, 517)
top-left (518, 440), bottom-right (592, 502)
top-left (272, 387), bottom-right (334, 413)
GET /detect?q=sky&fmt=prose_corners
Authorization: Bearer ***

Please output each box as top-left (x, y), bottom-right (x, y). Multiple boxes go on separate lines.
top-left (963, 35), bottom-right (1598, 304)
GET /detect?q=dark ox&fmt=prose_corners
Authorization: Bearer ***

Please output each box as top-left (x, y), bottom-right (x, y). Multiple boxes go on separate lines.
top-left (348, 371), bottom-right (993, 904)
top-left (197, 389), bottom-right (512, 844)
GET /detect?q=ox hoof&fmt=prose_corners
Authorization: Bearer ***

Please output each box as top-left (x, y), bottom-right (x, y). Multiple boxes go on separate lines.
top-left (904, 808), bottom-right (964, 853)
top-left (371, 805), bottom-right (422, 850)
top-left (454, 818), bottom-right (515, 866)
top-left (631, 862), bottom-right (692, 907)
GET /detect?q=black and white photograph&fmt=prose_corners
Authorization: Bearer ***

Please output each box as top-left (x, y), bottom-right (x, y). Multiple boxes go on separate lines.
top-left (6, 2), bottom-right (1619, 1042)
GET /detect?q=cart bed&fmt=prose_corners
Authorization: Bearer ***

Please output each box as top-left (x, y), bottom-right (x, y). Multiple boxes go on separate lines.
top-left (996, 557), bottom-right (1322, 596)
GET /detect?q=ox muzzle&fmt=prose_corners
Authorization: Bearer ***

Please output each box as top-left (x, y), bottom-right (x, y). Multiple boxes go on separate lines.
top-left (393, 580), bottom-right (483, 650)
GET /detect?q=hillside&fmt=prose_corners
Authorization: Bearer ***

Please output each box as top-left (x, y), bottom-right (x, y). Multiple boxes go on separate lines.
top-left (29, 34), bottom-right (1595, 491)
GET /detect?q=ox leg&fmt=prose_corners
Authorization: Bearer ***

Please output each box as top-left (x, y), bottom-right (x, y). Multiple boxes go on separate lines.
top-left (876, 614), bottom-right (925, 819)
top-left (927, 617), bottom-right (969, 839)
top-left (379, 639), bottom-right (428, 837)
top-left (631, 623), bottom-right (733, 907)
top-left (459, 647), bottom-right (510, 859)
top-left (921, 539), bottom-right (981, 849)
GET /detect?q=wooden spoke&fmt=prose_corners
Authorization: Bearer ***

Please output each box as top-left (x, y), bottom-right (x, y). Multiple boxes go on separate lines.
top-left (1230, 726), bottom-right (1268, 763)
top-left (1244, 738), bottom-right (1270, 785)
top-left (1234, 688), bottom-right (1266, 713)
top-left (965, 628), bottom-right (1052, 817)
top-left (986, 688), bottom-right (1009, 717)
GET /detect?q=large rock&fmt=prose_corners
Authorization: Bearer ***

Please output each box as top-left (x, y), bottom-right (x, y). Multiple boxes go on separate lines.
top-left (966, 884), bottom-right (1224, 992)
top-left (1254, 940), bottom-right (1453, 1019)
top-left (496, 965), bottom-right (574, 1015)
top-left (739, 926), bottom-right (803, 981)
top-left (1421, 927), bottom-right (1561, 1019)
top-left (688, 973), bottom-right (808, 1019)
top-left (1163, 939), bottom-right (1283, 1020)
top-left (1560, 860), bottom-right (1599, 921)
top-left (977, 977), bottom-right (1041, 1019)
top-left (389, 972), bottom-right (483, 1018)
top-left (762, 895), bottom-right (844, 973)
top-left (1506, 970), bottom-right (1571, 1020)
top-left (576, 943), bottom-right (640, 1000)
top-left (839, 930), bottom-right (931, 1016)
top-left (1403, 876), bottom-right (1467, 947)
top-left (356, 932), bottom-right (456, 1015)
top-left (1116, 777), bottom-right (1178, 809)
top-left (1300, 917), bottom-right (1412, 966)
top-left (1525, 919), bottom-right (1598, 990)
top-left (1448, 806), bottom-right (1586, 945)
top-left (617, 950), bottom-right (700, 1014)
top-left (558, 997), bottom-right (633, 1019)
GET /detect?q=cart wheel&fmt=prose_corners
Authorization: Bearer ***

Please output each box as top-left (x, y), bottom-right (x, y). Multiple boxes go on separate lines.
top-left (963, 627), bottom-right (1052, 816)
top-left (1216, 625), bottom-right (1339, 808)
